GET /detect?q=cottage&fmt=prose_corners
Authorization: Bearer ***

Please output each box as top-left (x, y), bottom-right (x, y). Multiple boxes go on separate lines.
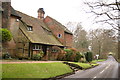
top-left (1, 1), bottom-right (73, 60)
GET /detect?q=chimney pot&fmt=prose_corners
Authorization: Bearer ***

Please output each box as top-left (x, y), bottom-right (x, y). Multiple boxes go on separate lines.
top-left (37, 8), bottom-right (45, 20)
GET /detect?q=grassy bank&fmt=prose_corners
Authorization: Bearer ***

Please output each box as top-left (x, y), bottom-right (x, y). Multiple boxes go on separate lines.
top-left (71, 62), bottom-right (92, 69)
top-left (69, 62), bottom-right (98, 69)
top-left (2, 62), bottom-right (72, 78)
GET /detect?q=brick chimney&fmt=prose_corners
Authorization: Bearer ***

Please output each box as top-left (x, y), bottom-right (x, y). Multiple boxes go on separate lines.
top-left (37, 8), bottom-right (45, 20)
top-left (2, 1), bottom-right (11, 28)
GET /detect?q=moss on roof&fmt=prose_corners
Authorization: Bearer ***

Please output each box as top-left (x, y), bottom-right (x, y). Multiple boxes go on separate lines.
top-left (16, 11), bottom-right (50, 31)
top-left (17, 11), bottom-right (63, 46)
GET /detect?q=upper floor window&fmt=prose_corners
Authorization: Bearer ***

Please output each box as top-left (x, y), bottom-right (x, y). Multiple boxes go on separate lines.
top-left (16, 19), bottom-right (19, 22)
top-left (58, 34), bottom-right (62, 38)
top-left (27, 26), bottom-right (33, 31)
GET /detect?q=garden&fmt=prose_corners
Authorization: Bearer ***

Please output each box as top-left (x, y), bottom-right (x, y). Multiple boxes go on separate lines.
top-left (2, 48), bottom-right (106, 79)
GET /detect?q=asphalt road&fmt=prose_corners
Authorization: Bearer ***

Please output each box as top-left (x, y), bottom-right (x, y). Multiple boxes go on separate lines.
top-left (59, 56), bottom-right (119, 80)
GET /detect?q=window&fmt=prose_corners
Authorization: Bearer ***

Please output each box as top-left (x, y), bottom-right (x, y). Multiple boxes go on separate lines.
top-left (27, 26), bottom-right (33, 31)
top-left (16, 19), bottom-right (19, 22)
top-left (52, 49), bottom-right (58, 53)
top-left (58, 34), bottom-right (62, 38)
top-left (33, 44), bottom-right (41, 50)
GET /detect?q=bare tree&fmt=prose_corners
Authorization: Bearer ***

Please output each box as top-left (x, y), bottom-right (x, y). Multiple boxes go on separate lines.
top-left (84, 0), bottom-right (120, 30)
top-left (84, 0), bottom-right (120, 59)
top-left (89, 28), bottom-right (117, 59)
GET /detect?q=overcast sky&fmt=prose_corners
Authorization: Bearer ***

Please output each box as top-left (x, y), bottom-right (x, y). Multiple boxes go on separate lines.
top-left (11, 0), bottom-right (111, 31)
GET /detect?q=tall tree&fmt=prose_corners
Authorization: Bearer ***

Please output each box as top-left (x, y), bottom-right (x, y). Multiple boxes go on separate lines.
top-left (88, 29), bottom-right (117, 58)
top-left (73, 23), bottom-right (89, 52)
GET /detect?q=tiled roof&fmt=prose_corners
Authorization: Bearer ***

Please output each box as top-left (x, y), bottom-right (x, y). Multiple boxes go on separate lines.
top-left (17, 11), bottom-right (63, 46)
top-left (11, 6), bottom-right (21, 18)
top-left (45, 16), bottom-right (73, 35)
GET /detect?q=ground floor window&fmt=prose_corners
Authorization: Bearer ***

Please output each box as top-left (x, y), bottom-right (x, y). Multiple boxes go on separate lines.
top-left (33, 44), bottom-right (41, 50)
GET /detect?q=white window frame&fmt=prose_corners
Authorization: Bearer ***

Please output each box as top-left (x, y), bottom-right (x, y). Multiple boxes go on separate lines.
top-left (33, 44), bottom-right (41, 50)
top-left (27, 26), bottom-right (33, 31)
top-left (58, 34), bottom-right (62, 38)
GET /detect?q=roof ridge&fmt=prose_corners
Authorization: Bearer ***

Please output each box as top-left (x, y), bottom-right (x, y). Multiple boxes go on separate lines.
top-left (16, 10), bottom-right (51, 31)
top-left (16, 10), bottom-right (39, 20)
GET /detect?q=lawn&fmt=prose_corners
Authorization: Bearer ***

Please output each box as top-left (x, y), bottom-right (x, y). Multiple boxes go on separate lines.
top-left (2, 62), bottom-right (73, 78)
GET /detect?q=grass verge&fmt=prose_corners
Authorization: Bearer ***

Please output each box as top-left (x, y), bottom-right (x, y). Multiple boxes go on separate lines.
top-left (69, 62), bottom-right (93, 69)
top-left (2, 62), bottom-right (73, 78)
top-left (91, 59), bottom-right (106, 63)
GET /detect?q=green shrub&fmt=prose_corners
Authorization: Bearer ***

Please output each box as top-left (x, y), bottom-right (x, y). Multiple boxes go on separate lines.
top-left (0, 28), bottom-right (12, 42)
top-left (74, 52), bottom-right (82, 62)
top-left (32, 51), bottom-right (44, 60)
top-left (84, 52), bottom-right (93, 62)
top-left (33, 54), bottom-right (41, 60)
top-left (2, 52), bottom-right (12, 59)
top-left (64, 49), bottom-right (73, 61)
top-left (64, 49), bottom-right (85, 62)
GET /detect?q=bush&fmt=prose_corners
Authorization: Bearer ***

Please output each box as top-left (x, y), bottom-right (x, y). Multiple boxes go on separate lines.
top-left (57, 50), bottom-right (66, 61)
top-left (2, 52), bottom-right (11, 59)
top-left (32, 51), bottom-right (44, 60)
top-left (0, 28), bottom-right (12, 42)
top-left (84, 52), bottom-right (93, 62)
top-left (74, 52), bottom-right (83, 62)
top-left (33, 54), bottom-right (41, 60)
top-left (64, 49), bottom-right (73, 61)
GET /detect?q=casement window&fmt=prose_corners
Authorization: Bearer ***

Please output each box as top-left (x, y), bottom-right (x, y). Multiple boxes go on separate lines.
top-left (27, 26), bottom-right (33, 31)
top-left (58, 34), bottom-right (62, 38)
top-left (33, 44), bottom-right (41, 50)
top-left (52, 49), bottom-right (58, 53)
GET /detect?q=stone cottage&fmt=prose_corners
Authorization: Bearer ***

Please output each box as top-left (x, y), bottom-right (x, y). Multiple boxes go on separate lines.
top-left (1, 1), bottom-right (73, 59)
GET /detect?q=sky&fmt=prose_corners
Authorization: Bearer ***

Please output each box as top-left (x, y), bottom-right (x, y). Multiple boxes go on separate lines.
top-left (11, 0), bottom-right (112, 31)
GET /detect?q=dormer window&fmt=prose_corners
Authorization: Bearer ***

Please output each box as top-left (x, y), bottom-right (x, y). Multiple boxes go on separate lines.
top-left (27, 26), bottom-right (33, 31)
top-left (58, 34), bottom-right (62, 38)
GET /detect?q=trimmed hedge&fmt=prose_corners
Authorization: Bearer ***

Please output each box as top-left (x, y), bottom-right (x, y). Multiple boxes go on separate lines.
top-left (84, 52), bottom-right (93, 62)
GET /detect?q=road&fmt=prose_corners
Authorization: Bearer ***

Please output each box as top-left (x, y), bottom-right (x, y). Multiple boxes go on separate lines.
top-left (59, 56), bottom-right (119, 80)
